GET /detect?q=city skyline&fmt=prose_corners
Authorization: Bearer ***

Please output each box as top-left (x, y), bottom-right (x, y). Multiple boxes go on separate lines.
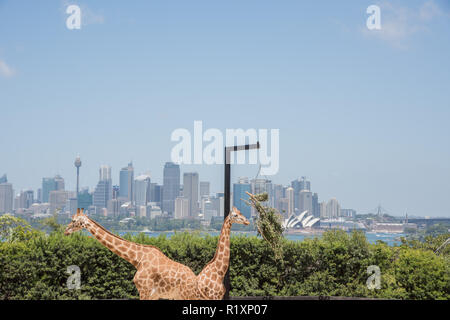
top-left (0, 157), bottom-right (445, 218)
top-left (1, 1), bottom-right (450, 217)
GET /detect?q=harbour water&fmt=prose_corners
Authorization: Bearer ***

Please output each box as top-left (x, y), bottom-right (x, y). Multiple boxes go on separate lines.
top-left (119, 230), bottom-right (405, 247)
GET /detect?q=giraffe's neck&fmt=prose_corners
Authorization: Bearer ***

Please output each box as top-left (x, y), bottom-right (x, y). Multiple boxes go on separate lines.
top-left (209, 216), bottom-right (233, 277)
top-left (84, 217), bottom-right (142, 268)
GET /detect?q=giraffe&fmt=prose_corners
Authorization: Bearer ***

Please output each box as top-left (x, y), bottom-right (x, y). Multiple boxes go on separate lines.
top-left (196, 206), bottom-right (250, 300)
top-left (64, 208), bottom-right (203, 300)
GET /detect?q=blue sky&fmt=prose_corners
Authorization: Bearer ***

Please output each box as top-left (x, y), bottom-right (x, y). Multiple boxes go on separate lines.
top-left (0, 0), bottom-right (449, 216)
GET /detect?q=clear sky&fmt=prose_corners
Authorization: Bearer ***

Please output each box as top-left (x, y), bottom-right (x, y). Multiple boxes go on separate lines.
top-left (1, 0), bottom-right (449, 217)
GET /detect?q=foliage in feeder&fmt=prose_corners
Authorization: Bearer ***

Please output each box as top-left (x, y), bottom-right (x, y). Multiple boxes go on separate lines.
top-left (244, 191), bottom-right (285, 259)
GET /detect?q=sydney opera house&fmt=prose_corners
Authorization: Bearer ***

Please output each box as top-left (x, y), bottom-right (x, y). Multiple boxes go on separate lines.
top-left (282, 210), bottom-right (320, 230)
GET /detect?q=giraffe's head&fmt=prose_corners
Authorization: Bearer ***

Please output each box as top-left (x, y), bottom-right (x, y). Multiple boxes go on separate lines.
top-left (229, 207), bottom-right (250, 225)
top-left (64, 208), bottom-right (89, 236)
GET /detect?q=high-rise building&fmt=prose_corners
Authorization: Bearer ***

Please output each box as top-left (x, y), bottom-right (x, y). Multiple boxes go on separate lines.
top-left (174, 197), bottom-right (189, 219)
top-left (37, 188), bottom-right (42, 203)
top-left (54, 175), bottom-right (65, 191)
top-left (119, 162), bottom-right (134, 202)
top-left (319, 201), bottom-right (327, 219)
top-left (74, 156), bottom-right (82, 206)
top-left (93, 165), bottom-right (112, 211)
top-left (199, 181), bottom-right (210, 198)
top-left (134, 174), bottom-right (151, 207)
top-left (291, 177), bottom-right (311, 210)
top-left (49, 190), bottom-right (69, 214)
top-left (233, 177), bottom-right (252, 219)
top-left (299, 190), bottom-right (313, 216)
top-left (78, 188), bottom-right (92, 211)
top-left (0, 183), bottom-right (13, 214)
top-left (18, 190), bottom-right (34, 209)
top-left (272, 184), bottom-right (284, 212)
top-left (183, 172), bottom-right (199, 217)
top-left (285, 187), bottom-right (295, 216)
top-left (326, 198), bottom-right (341, 219)
top-left (150, 183), bottom-right (162, 205)
top-left (312, 193), bottom-right (319, 217)
top-left (0, 174), bottom-right (7, 184)
top-left (162, 162), bottom-right (180, 215)
top-left (42, 177), bottom-right (57, 203)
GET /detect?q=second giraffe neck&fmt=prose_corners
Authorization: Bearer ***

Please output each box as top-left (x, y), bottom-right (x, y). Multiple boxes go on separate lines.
top-left (211, 216), bottom-right (233, 276)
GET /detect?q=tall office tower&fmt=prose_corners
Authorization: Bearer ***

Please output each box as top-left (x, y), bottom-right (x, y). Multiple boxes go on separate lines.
top-left (312, 193), bottom-right (319, 217)
top-left (150, 183), bottom-right (162, 205)
top-left (93, 165), bottom-right (112, 211)
top-left (119, 162), bottom-right (134, 202)
top-left (99, 165), bottom-right (112, 181)
top-left (74, 156), bottom-right (81, 205)
top-left (49, 190), bottom-right (69, 214)
top-left (326, 198), bottom-right (340, 219)
top-left (42, 177), bottom-right (57, 203)
top-left (54, 175), bottom-right (65, 191)
top-left (278, 198), bottom-right (289, 218)
top-left (285, 187), bottom-right (295, 216)
top-left (183, 172), bottom-right (199, 217)
top-left (112, 185), bottom-right (120, 199)
top-left (299, 190), bottom-right (313, 216)
top-left (233, 177), bottom-right (252, 219)
top-left (319, 201), bottom-right (327, 219)
top-left (0, 182), bottom-right (13, 213)
top-left (37, 188), bottom-right (42, 203)
top-left (174, 197), bottom-right (189, 219)
top-left (78, 188), bottom-right (93, 211)
top-left (19, 190), bottom-right (34, 209)
top-left (291, 176), bottom-right (311, 210)
top-left (0, 174), bottom-right (7, 184)
top-left (107, 199), bottom-right (120, 217)
top-left (199, 181), bottom-right (210, 198)
top-left (272, 184), bottom-right (284, 212)
top-left (134, 174), bottom-right (151, 207)
top-left (162, 162), bottom-right (180, 215)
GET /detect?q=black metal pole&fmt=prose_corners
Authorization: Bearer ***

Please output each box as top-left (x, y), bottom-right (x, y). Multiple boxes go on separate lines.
top-left (223, 141), bottom-right (260, 300)
top-left (223, 148), bottom-right (231, 300)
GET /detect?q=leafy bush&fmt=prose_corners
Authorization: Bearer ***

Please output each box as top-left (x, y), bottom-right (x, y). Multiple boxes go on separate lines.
top-left (0, 219), bottom-right (448, 300)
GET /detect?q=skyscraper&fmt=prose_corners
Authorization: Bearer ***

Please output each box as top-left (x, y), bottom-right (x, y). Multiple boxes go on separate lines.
top-left (74, 155), bottom-right (81, 206)
top-left (233, 177), bottom-right (252, 219)
top-left (119, 162), bottom-right (134, 203)
top-left (93, 165), bottom-right (112, 211)
top-left (49, 190), bottom-right (69, 214)
top-left (0, 182), bottom-right (13, 214)
top-left (199, 181), bottom-right (210, 198)
top-left (299, 189), bottom-right (313, 216)
top-left (326, 198), bottom-right (341, 219)
top-left (0, 174), bottom-right (7, 184)
top-left (285, 187), bottom-right (295, 216)
top-left (54, 175), bottom-right (65, 191)
top-left (312, 193), bottom-right (319, 217)
top-left (162, 162), bottom-right (180, 215)
top-left (42, 177), bottom-right (56, 203)
top-left (183, 172), bottom-right (199, 217)
top-left (291, 177), bottom-right (311, 211)
top-left (174, 196), bottom-right (189, 219)
top-left (134, 174), bottom-right (151, 207)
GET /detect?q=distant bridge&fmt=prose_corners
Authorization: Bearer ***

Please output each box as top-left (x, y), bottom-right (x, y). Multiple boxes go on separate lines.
top-left (407, 218), bottom-right (450, 226)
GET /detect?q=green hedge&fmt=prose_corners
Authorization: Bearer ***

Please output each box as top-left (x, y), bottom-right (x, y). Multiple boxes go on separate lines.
top-left (0, 227), bottom-right (449, 300)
